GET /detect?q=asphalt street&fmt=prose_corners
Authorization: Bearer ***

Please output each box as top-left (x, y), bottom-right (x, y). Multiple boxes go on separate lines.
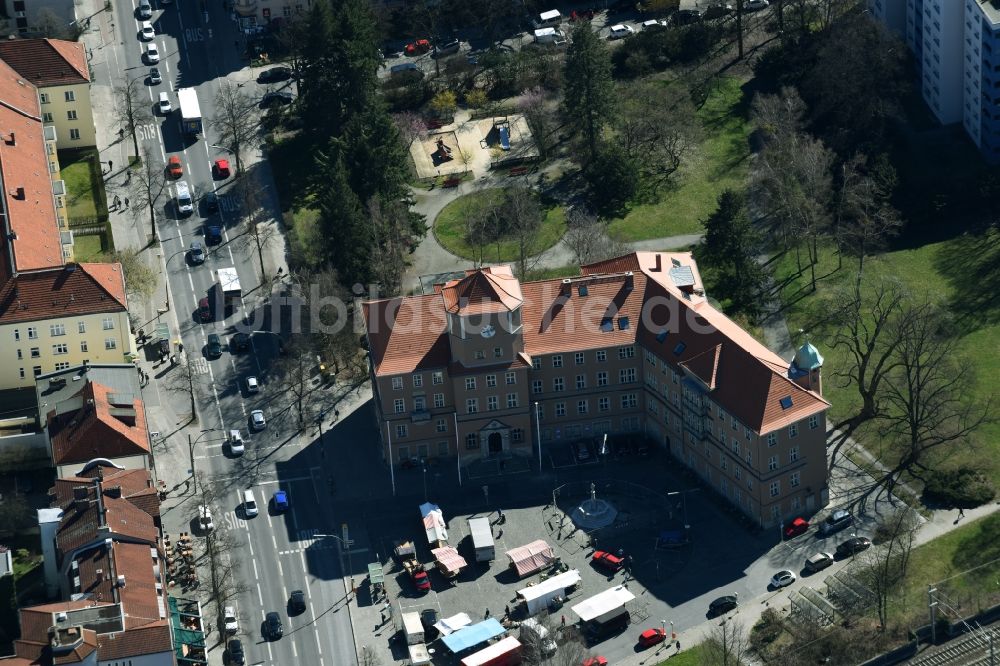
top-left (101, 0), bottom-right (358, 663)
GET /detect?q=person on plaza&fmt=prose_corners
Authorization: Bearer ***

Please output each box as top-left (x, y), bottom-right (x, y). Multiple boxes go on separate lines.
top-left (484, 608), bottom-right (491, 619)
top-left (561, 615), bottom-right (566, 627)
top-left (124, 197), bottom-right (130, 208)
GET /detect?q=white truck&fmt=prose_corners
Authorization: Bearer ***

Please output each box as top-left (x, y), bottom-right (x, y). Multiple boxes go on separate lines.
top-left (177, 87), bottom-right (202, 135)
top-left (217, 267), bottom-right (241, 304)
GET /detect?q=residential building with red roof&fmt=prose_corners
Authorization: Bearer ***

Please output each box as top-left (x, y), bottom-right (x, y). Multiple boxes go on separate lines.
top-left (0, 461), bottom-right (198, 666)
top-left (363, 252), bottom-right (831, 528)
top-left (0, 38), bottom-right (96, 148)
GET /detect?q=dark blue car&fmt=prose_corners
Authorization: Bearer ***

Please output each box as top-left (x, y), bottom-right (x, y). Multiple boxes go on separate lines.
top-left (272, 490), bottom-right (289, 512)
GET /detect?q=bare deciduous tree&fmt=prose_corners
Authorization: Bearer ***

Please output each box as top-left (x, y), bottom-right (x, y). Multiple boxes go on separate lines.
top-left (113, 77), bottom-right (152, 161)
top-left (836, 152), bottom-right (902, 280)
top-left (165, 356), bottom-right (202, 424)
top-left (273, 336), bottom-right (320, 431)
top-left (856, 507), bottom-right (919, 630)
top-left (368, 196), bottom-right (410, 298)
top-left (703, 619), bottom-right (751, 666)
top-left (503, 187), bottom-right (542, 280)
top-left (196, 473), bottom-right (251, 633)
top-left (210, 84), bottom-right (258, 176)
top-left (106, 248), bottom-right (157, 302)
top-left (519, 87), bottom-right (558, 158)
top-left (393, 112), bottom-right (427, 148)
top-left (360, 645), bottom-right (381, 666)
top-left (563, 208), bottom-right (630, 266)
top-left (129, 147), bottom-right (168, 241)
top-left (234, 177), bottom-right (279, 283)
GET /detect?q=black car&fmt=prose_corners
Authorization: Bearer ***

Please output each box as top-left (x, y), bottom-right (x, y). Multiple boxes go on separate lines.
top-left (836, 536), bottom-right (872, 557)
top-left (227, 638), bottom-right (245, 665)
top-left (673, 8), bottom-right (703, 24)
top-left (205, 224), bottom-right (223, 244)
top-left (289, 590), bottom-right (306, 615)
top-left (206, 333), bottom-right (223, 359)
top-left (265, 611), bottom-right (283, 639)
top-left (232, 333), bottom-right (251, 352)
top-left (708, 595), bottom-right (738, 617)
top-left (260, 91), bottom-right (293, 108)
top-left (204, 191), bottom-right (219, 213)
top-left (257, 66), bottom-right (293, 83)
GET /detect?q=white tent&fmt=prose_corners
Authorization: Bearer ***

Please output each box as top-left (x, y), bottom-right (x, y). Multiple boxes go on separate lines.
top-left (571, 586), bottom-right (635, 622)
top-left (539, 9), bottom-right (561, 22)
top-left (434, 612), bottom-right (473, 636)
top-left (517, 569), bottom-right (581, 616)
top-left (420, 502), bottom-right (448, 546)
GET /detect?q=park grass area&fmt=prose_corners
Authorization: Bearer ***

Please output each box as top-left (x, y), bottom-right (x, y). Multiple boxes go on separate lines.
top-left (524, 264), bottom-right (582, 281)
top-left (772, 236), bottom-right (1000, 486)
top-left (609, 76), bottom-right (751, 241)
top-left (896, 513), bottom-right (1000, 626)
top-left (654, 641), bottom-right (709, 665)
top-left (59, 149), bottom-right (107, 223)
top-left (434, 189), bottom-right (566, 262)
top-left (72, 233), bottom-right (108, 262)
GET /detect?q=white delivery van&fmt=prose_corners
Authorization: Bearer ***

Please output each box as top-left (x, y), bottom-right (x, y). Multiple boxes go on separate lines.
top-left (534, 27), bottom-right (567, 45)
top-left (468, 517), bottom-right (495, 562)
top-left (175, 181), bottom-right (193, 215)
top-left (534, 8), bottom-right (562, 27)
top-left (242, 489), bottom-right (258, 517)
top-left (402, 612), bottom-right (424, 645)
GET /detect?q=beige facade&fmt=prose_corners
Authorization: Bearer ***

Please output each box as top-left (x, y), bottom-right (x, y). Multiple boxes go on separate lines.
top-left (233, 0), bottom-right (310, 29)
top-left (39, 81), bottom-right (96, 148)
top-left (0, 309), bottom-right (133, 389)
top-left (364, 254), bottom-right (832, 529)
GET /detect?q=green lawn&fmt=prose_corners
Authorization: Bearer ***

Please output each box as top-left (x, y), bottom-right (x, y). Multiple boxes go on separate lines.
top-left (434, 189), bottom-right (567, 262)
top-left (654, 641), bottom-right (709, 665)
top-left (72, 233), bottom-right (108, 262)
top-left (59, 149), bottom-right (107, 223)
top-left (773, 238), bottom-right (1000, 486)
top-left (608, 76), bottom-right (751, 241)
top-left (524, 264), bottom-right (582, 281)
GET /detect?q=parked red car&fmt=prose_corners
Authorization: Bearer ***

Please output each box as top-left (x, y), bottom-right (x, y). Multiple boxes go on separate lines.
top-left (591, 550), bottom-right (624, 572)
top-left (784, 517), bottom-right (810, 539)
top-left (582, 658), bottom-right (608, 666)
top-left (411, 569), bottom-right (431, 592)
top-left (570, 8), bottom-right (595, 20)
top-left (212, 158), bottom-right (231, 179)
top-left (639, 627), bottom-right (667, 648)
top-left (166, 155), bottom-right (183, 179)
top-left (405, 39), bottom-right (431, 55)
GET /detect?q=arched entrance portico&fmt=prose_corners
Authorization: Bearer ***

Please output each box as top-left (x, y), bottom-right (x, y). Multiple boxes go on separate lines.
top-left (488, 432), bottom-right (503, 453)
top-left (479, 419), bottom-right (510, 458)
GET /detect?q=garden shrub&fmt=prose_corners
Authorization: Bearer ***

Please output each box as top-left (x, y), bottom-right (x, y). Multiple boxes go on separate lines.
top-left (923, 467), bottom-right (996, 508)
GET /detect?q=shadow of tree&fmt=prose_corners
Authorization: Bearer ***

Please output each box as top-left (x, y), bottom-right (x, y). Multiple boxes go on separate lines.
top-left (934, 227), bottom-right (1000, 332)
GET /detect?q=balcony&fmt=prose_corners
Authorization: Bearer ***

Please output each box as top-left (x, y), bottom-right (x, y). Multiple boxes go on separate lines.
top-left (411, 409), bottom-right (431, 423)
top-left (232, 0), bottom-right (257, 16)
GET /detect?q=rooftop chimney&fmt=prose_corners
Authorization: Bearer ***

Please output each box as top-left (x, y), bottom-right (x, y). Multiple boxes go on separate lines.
top-left (650, 254), bottom-right (662, 272)
top-left (13, 187), bottom-right (24, 200)
top-left (624, 272), bottom-right (634, 292)
top-left (5, 132), bottom-right (14, 145)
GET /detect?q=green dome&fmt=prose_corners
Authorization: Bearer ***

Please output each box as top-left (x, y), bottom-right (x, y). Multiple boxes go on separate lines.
top-left (794, 342), bottom-right (824, 370)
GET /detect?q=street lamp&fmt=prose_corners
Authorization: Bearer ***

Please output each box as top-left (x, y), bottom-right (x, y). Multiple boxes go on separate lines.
top-left (666, 489), bottom-right (697, 532)
top-left (188, 428), bottom-right (222, 494)
top-left (314, 533), bottom-right (354, 598)
top-left (421, 462), bottom-right (428, 502)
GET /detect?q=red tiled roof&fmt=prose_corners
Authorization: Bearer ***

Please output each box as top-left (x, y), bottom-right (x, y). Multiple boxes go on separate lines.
top-left (680, 344), bottom-right (722, 390)
top-left (97, 622), bottom-right (173, 661)
top-left (0, 59), bottom-right (63, 275)
top-left (48, 381), bottom-right (150, 466)
top-left (441, 265), bottom-right (523, 315)
top-left (0, 264), bottom-right (128, 325)
top-left (79, 263), bottom-right (128, 307)
top-left (362, 294), bottom-right (451, 376)
top-left (0, 38), bottom-right (90, 86)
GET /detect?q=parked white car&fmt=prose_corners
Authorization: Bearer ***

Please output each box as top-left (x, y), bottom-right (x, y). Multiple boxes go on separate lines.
top-left (140, 20), bottom-right (155, 40)
top-left (137, 1), bottom-right (152, 18)
top-left (746, 0), bottom-right (770, 9)
top-left (223, 606), bottom-right (238, 634)
top-left (198, 505), bottom-right (214, 532)
top-left (608, 24), bottom-right (635, 39)
top-left (144, 42), bottom-right (160, 63)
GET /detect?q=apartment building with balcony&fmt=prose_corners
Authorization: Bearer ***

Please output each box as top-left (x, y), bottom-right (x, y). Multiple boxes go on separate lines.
top-left (872, 0), bottom-right (1000, 162)
top-left (0, 38), bottom-right (96, 149)
top-left (363, 252), bottom-right (831, 529)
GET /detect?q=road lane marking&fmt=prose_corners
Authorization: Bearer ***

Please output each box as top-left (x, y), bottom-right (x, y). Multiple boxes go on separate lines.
top-left (256, 582), bottom-right (263, 605)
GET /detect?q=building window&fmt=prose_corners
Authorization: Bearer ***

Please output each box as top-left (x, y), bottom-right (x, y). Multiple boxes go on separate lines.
top-left (507, 393), bottom-right (518, 408)
top-left (767, 433), bottom-right (777, 447)
top-left (437, 441), bottom-right (449, 456)
top-left (731, 439), bottom-right (740, 456)
top-left (104, 338), bottom-right (116, 350)
top-left (598, 397), bottom-right (610, 412)
top-left (433, 393), bottom-right (445, 408)
top-left (553, 377), bottom-right (564, 392)
top-left (532, 358), bottom-right (541, 370)
top-left (466, 398), bottom-right (478, 414)
top-left (747, 478), bottom-right (753, 491)
top-left (575, 374), bottom-right (586, 389)
top-left (488, 396), bottom-right (499, 411)
top-left (577, 400), bottom-right (588, 415)
top-left (596, 350), bottom-right (607, 362)
top-left (789, 447), bottom-right (799, 463)
top-left (465, 377), bottom-right (476, 390)
top-left (64, 91), bottom-right (75, 102)
top-left (18, 368), bottom-right (25, 379)
top-left (52, 344), bottom-right (68, 355)
top-left (396, 424), bottom-right (409, 438)
top-left (596, 371), bottom-right (608, 387)
top-left (16, 349), bottom-right (22, 360)
top-left (731, 416), bottom-right (738, 430)
top-left (80, 341), bottom-right (88, 353)
top-left (555, 402), bottom-right (566, 417)
top-left (552, 355), bottom-right (563, 368)
top-left (33, 366), bottom-right (42, 377)
top-left (487, 374), bottom-right (497, 388)
top-left (532, 380), bottom-right (543, 394)
top-left (436, 418), bottom-right (447, 433)
top-left (42, 112), bottom-right (53, 122)
top-left (575, 352), bottom-right (584, 365)
top-left (466, 433), bottom-right (478, 449)
top-left (790, 472), bottom-right (800, 488)
top-left (475, 350), bottom-right (485, 359)
top-left (413, 374), bottom-right (423, 387)
top-left (619, 368), bottom-right (636, 383)
top-left (394, 399), bottom-right (405, 414)
top-left (77, 321), bottom-right (86, 334)
top-left (809, 415), bottom-right (819, 430)
top-left (283, 4), bottom-right (292, 16)
top-left (746, 451), bottom-right (752, 465)
top-left (432, 371), bottom-right (443, 385)
top-left (791, 496), bottom-right (801, 511)
top-left (735, 467), bottom-right (741, 480)
top-left (13, 329), bottom-right (19, 341)
top-left (27, 327), bottom-right (37, 339)
top-left (512, 428), bottom-right (524, 443)
top-left (67, 110), bottom-right (78, 120)
top-left (392, 377), bottom-right (403, 390)
top-left (745, 426), bottom-right (752, 441)
top-left (770, 481), bottom-right (780, 497)
top-left (494, 347), bottom-right (503, 358)
top-left (721, 457), bottom-right (728, 471)
top-left (70, 129), bottom-right (80, 140)
top-left (30, 347), bottom-right (40, 358)
top-left (506, 371), bottom-right (516, 385)
top-left (648, 400), bottom-right (657, 415)
top-left (40, 93), bottom-right (49, 104)
top-left (618, 346), bottom-right (635, 359)
top-left (768, 455), bottom-right (778, 471)
top-left (788, 423), bottom-right (798, 438)
top-left (621, 393), bottom-right (637, 409)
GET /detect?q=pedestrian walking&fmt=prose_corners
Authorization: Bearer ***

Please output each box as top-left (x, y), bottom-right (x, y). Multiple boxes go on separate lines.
top-left (112, 195), bottom-right (121, 208)
top-left (118, 128), bottom-right (124, 140)
top-left (676, 640), bottom-right (681, 651)
top-left (108, 160), bottom-right (113, 171)
top-left (561, 615), bottom-right (566, 627)
top-left (124, 197), bottom-right (130, 208)
top-left (505, 604), bottom-right (510, 617)
top-left (484, 608), bottom-right (490, 619)
top-left (959, 508), bottom-right (966, 519)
